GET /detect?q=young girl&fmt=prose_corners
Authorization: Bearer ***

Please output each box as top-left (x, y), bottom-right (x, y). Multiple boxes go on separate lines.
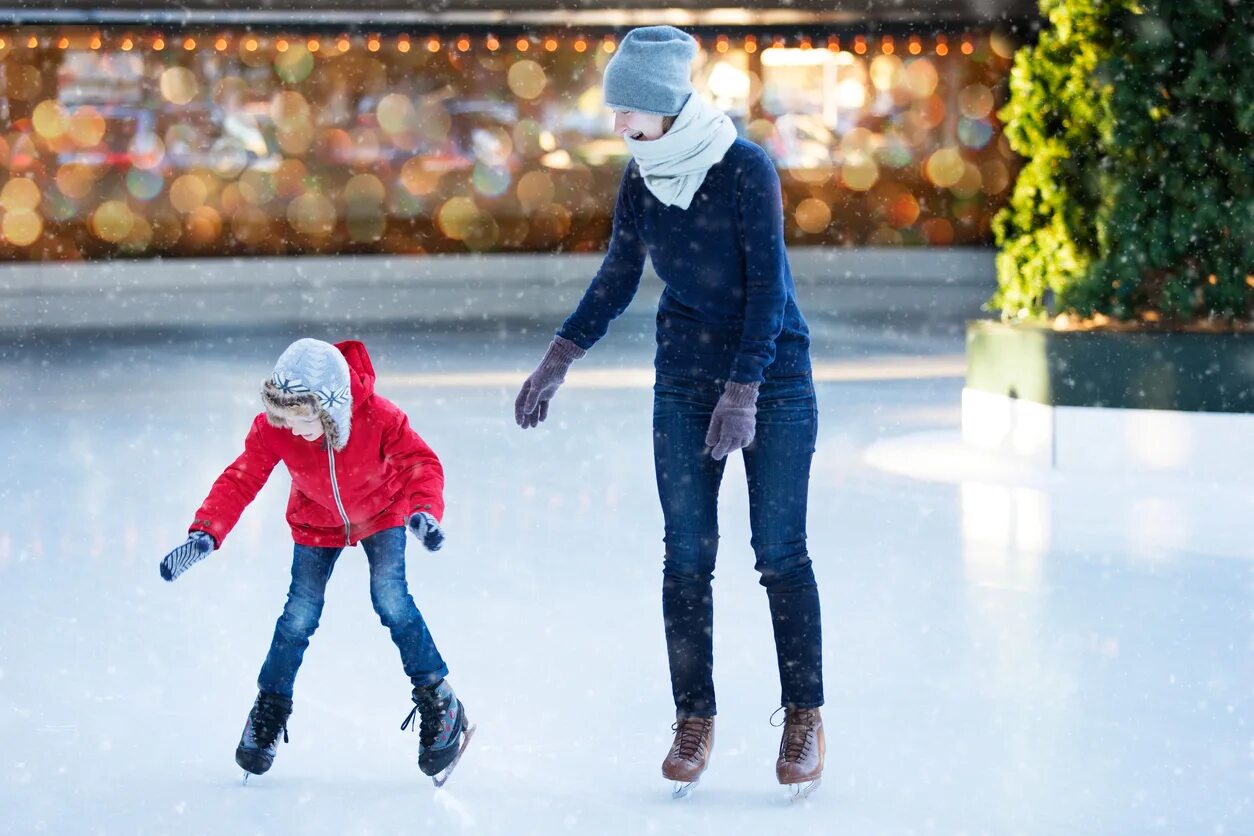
top-left (159, 338), bottom-right (473, 787)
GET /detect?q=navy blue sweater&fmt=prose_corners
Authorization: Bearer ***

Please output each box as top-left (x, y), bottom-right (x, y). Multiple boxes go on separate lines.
top-left (558, 138), bottom-right (811, 384)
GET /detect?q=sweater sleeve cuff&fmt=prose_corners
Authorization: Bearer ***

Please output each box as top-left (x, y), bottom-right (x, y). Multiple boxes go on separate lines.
top-left (721, 380), bottom-right (760, 407)
top-left (546, 335), bottom-right (587, 365)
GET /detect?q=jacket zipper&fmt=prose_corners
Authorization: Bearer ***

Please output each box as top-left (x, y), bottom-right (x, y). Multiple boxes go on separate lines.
top-left (325, 440), bottom-right (352, 546)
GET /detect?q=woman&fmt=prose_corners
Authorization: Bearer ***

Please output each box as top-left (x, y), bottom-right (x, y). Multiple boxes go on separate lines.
top-left (514, 25), bottom-right (824, 799)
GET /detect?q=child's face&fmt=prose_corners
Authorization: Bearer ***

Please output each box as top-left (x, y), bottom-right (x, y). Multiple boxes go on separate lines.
top-left (282, 412), bottom-right (324, 442)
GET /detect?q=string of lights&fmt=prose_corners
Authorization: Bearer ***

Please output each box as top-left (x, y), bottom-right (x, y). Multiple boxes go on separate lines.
top-left (0, 30), bottom-right (995, 58)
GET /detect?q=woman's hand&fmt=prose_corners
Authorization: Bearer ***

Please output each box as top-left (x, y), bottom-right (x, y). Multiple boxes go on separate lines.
top-left (514, 336), bottom-right (586, 428)
top-left (704, 381), bottom-right (760, 460)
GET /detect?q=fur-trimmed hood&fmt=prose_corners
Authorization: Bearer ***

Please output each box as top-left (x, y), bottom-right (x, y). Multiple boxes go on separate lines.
top-left (262, 339), bottom-right (376, 451)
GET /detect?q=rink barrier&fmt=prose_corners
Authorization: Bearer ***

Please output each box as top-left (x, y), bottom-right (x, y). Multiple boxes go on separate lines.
top-left (0, 247), bottom-right (995, 332)
top-left (962, 321), bottom-right (1254, 473)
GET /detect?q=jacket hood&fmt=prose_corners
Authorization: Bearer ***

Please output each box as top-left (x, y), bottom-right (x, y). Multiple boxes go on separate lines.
top-left (336, 340), bottom-right (376, 412)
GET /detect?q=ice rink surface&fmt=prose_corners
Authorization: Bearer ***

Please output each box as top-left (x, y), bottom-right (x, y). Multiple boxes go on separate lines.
top-left (0, 308), bottom-right (1249, 835)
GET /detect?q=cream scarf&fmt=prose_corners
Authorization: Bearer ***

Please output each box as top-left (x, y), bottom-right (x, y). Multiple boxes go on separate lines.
top-left (624, 94), bottom-right (738, 210)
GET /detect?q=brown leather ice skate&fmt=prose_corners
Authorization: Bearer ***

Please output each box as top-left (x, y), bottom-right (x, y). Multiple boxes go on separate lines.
top-left (775, 706), bottom-right (824, 801)
top-left (662, 716), bottom-right (714, 798)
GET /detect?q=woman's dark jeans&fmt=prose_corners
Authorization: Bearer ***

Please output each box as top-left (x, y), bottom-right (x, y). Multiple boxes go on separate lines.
top-left (257, 526), bottom-right (448, 698)
top-left (653, 371), bottom-right (823, 719)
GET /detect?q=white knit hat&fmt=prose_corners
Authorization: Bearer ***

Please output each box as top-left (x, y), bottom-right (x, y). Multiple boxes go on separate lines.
top-left (262, 338), bottom-right (352, 449)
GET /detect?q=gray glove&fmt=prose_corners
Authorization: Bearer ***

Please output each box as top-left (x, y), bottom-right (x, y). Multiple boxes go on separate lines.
top-left (515, 336), bottom-right (586, 429)
top-left (704, 381), bottom-right (760, 460)
top-left (160, 530), bottom-right (216, 582)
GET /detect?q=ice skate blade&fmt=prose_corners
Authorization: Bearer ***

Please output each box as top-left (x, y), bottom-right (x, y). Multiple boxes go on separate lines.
top-left (671, 779), bottom-right (699, 799)
top-left (241, 772), bottom-right (250, 786)
top-left (786, 777), bottom-right (821, 802)
top-left (431, 722), bottom-right (476, 789)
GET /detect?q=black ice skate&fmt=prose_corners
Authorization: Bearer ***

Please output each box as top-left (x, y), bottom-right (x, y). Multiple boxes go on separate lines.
top-left (235, 691), bottom-right (292, 783)
top-left (401, 679), bottom-right (475, 788)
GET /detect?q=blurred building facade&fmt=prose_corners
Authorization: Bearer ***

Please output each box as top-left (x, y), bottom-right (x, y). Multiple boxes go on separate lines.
top-left (0, 2), bottom-right (1037, 263)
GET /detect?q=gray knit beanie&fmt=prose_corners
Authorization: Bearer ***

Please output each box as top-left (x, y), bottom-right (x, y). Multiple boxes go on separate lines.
top-left (603, 25), bottom-right (697, 116)
top-left (261, 338), bottom-right (352, 450)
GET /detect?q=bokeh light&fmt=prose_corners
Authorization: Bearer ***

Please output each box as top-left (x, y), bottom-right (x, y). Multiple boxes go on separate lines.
top-left (959, 84), bottom-right (995, 120)
top-left (517, 170), bottom-right (556, 208)
top-left (951, 161), bottom-right (984, 199)
top-left (119, 214), bottom-right (153, 252)
top-left (840, 154), bottom-right (880, 191)
top-left (925, 148), bottom-right (966, 188)
top-left (275, 160), bottom-right (309, 200)
top-left (57, 163), bottom-right (100, 200)
top-left (794, 198), bottom-right (832, 233)
top-left (170, 174), bottom-right (209, 213)
top-left (886, 192), bottom-right (921, 227)
top-left (512, 120), bottom-right (556, 158)
top-left (904, 59), bottom-right (939, 98)
top-left (275, 44), bottom-right (314, 83)
top-left (270, 91), bottom-right (311, 126)
top-left (288, 191), bottom-right (337, 237)
top-left (239, 169), bottom-right (277, 206)
top-left (869, 54), bottom-right (903, 91)
top-left (530, 202), bottom-right (572, 243)
top-left (922, 217), bottom-right (955, 245)
top-left (400, 158), bottom-right (441, 198)
top-left (980, 160), bottom-right (1011, 195)
top-left (436, 196), bottom-right (480, 240)
top-left (2, 177), bottom-right (42, 212)
top-left (185, 205), bottom-right (223, 244)
top-left (129, 132), bottom-right (165, 171)
top-left (3, 210), bottom-right (43, 246)
top-left (470, 164), bottom-right (510, 197)
top-left (68, 107), bottom-right (106, 147)
top-left (377, 93), bottom-right (416, 136)
top-left (344, 173), bottom-right (386, 208)
top-left (91, 200), bottom-right (135, 242)
top-left (159, 67), bottom-right (199, 105)
top-left (912, 95), bottom-right (947, 130)
top-left (33, 100), bottom-right (69, 140)
top-left (507, 60), bottom-right (547, 100)
top-left (959, 118), bottom-right (995, 150)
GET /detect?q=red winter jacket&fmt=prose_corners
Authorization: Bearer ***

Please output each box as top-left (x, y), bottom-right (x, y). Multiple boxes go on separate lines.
top-left (188, 341), bottom-right (444, 549)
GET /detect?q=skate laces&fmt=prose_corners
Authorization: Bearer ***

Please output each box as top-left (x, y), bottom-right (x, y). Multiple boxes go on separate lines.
top-left (774, 707), bottom-right (817, 762)
top-left (252, 695), bottom-right (291, 749)
top-left (670, 718), bottom-right (712, 761)
top-left (402, 686), bottom-right (450, 748)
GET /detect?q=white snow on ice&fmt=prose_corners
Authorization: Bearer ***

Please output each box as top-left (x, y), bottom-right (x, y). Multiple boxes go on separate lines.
top-left (0, 314), bottom-right (1250, 835)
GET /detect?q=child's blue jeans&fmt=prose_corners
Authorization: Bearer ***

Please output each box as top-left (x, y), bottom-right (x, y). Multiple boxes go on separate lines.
top-left (257, 526), bottom-right (447, 698)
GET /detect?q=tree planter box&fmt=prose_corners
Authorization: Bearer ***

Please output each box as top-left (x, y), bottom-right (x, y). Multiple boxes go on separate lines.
top-left (962, 321), bottom-right (1254, 473)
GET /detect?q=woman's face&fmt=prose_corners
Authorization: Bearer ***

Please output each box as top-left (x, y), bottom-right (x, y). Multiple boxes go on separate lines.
top-left (613, 110), bottom-right (667, 141)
